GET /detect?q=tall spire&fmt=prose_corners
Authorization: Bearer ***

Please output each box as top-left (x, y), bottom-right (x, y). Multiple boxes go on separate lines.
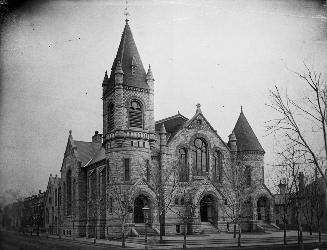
top-left (105, 18), bottom-right (147, 92)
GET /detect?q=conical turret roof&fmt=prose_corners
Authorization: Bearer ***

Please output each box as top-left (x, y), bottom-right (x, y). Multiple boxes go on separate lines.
top-left (233, 109), bottom-right (265, 153)
top-left (105, 21), bottom-right (148, 91)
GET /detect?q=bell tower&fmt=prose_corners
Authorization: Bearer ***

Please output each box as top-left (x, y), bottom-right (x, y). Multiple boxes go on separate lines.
top-left (101, 19), bottom-right (155, 181)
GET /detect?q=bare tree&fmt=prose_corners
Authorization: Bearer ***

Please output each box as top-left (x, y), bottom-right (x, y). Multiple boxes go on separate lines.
top-left (211, 161), bottom-right (258, 247)
top-left (166, 183), bottom-right (196, 249)
top-left (302, 168), bottom-right (324, 242)
top-left (109, 176), bottom-right (133, 247)
top-left (275, 146), bottom-right (306, 246)
top-left (267, 64), bottom-right (327, 186)
top-left (145, 159), bottom-right (179, 243)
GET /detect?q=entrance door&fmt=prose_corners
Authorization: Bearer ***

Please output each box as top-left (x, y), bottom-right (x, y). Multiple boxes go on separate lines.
top-left (200, 195), bottom-right (215, 223)
top-left (257, 196), bottom-right (269, 222)
top-left (134, 195), bottom-right (149, 223)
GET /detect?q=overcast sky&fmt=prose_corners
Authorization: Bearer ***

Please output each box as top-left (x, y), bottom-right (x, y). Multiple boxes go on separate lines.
top-left (1, 0), bottom-right (327, 199)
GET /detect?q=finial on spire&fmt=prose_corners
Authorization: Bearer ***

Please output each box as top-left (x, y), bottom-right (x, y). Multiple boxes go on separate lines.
top-left (124, 0), bottom-right (130, 23)
top-left (196, 103), bottom-right (201, 113)
top-left (69, 130), bottom-right (72, 136)
top-left (104, 70), bottom-right (108, 79)
top-left (241, 105), bottom-right (243, 113)
top-left (146, 64), bottom-right (154, 81)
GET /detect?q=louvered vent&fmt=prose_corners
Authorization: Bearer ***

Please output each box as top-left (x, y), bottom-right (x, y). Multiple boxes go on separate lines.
top-left (129, 100), bottom-right (143, 128)
top-left (108, 103), bottom-right (115, 131)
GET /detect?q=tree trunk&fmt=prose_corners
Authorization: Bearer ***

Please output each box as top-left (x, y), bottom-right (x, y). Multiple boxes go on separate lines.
top-left (233, 224), bottom-right (236, 238)
top-left (283, 223), bottom-right (287, 245)
top-left (318, 221), bottom-right (321, 243)
top-left (121, 223), bottom-right (125, 247)
top-left (237, 223), bottom-right (241, 247)
top-left (183, 221), bottom-right (187, 249)
top-left (283, 207), bottom-right (287, 245)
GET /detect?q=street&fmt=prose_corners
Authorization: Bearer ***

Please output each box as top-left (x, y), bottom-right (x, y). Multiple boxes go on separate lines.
top-left (1, 230), bottom-right (327, 250)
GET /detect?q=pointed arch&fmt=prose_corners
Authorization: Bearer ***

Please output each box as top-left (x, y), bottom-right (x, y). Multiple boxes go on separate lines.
top-left (178, 147), bottom-right (189, 182)
top-left (66, 170), bottom-right (72, 215)
top-left (213, 150), bottom-right (223, 183)
top-left (192, 138), bottom-right (208, 176)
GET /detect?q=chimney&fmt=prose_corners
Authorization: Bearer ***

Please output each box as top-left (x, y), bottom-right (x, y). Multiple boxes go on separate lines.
top-left (92, 131), bottom-right (102, 144)
top-left (278, 180), bottom-right (286, 195)
top-left (298, 172), bottom-right (305, 192)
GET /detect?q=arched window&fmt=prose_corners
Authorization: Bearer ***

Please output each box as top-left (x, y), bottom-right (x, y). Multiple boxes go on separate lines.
top-left (245, 166), bottom-right (251, 186)
top-left (179, 148), bottom-right (188, 182)
top-left (108, 103), bottom-right (114, 132)
top-left (129, 100), bottom-right (143, 128)
top-left (55, 189), bottom-right (57, 206)
top-left (66, 170), bottom-right (72, 215)
top-left (58, 187), bottom-right (61, 207)
top-left (46, 208), bottom-right (49, 224)
top-left (213, 151), bottom-right (223, 183)
top-left (192, 138), bottom-right (208, 176)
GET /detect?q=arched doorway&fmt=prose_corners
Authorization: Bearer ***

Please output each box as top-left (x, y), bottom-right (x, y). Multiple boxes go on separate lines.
top-left (257, 196), bottom-right (270, 222)
top-left (134, 194), bottom-right (149, 223)
top-left (200, 194), bottom-right (217, 224)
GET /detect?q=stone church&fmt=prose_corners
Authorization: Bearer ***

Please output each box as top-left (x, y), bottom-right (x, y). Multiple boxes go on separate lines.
top-left (57, 19), bottom-right (274, 239)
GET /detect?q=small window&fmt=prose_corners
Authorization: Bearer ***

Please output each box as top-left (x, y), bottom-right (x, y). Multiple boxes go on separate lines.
top-left (224, 199), bottom-right (228, 205)
top-left (175, 198), bottom-right (179, 205)
top-left (138, 141), bottom-right (140, 147)
top-left (146, 160), bottom-right (150, 182)
top-left (109, 197), bottom-right (113, 213)
top-left (106, 160), bottom-right (110, 183)
top-left (124, 159), bottom-right (130, 181)
top-left (143, 142), bottom-right (145, 148)
top-left (180, 197), bottom-right (184, 205)
top-left (176, 225), bottom-right (180, 233)
top-left (245, 166), bottom-right (251, 186)
top-left (131, 141), bottom-right (134, 147)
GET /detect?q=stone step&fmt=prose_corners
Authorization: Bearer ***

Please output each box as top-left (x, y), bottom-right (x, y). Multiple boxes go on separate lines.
top-left (134, 223), bottom-right (158, 236)
top-left (200, 222), bottom-right (219, 234)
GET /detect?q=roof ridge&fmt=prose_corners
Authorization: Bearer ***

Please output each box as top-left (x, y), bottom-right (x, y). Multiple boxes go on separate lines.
top-left (155, 113), bottom-right (188, 124)
top-left (74, 140), bottom-right (92, 144)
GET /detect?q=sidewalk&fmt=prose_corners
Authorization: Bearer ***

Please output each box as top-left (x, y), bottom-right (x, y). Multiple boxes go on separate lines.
top-left (45, 230), bottom-right (327, 249)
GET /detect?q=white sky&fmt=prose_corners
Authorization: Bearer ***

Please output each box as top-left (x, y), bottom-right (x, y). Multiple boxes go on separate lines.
top-left (0, 0), bottom-right (327, 198)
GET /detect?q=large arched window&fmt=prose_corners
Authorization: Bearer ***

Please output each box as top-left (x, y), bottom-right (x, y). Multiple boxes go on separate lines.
top-left (108, 103), bottom-right (114, 132)
top-left (179, 148), bottom-right (188, 182)
top-left (129, 100), bottom-right (143, 128)
top-left (192, 138), bottom-right (208, 176)
top-left (213, 151), bottom-right (223, 183)
top-left (66, 170), bottom-right (72, 216)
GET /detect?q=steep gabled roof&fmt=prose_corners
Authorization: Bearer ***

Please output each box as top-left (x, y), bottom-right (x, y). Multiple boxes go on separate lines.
top-left (104, 21), bottom-right (147, 92)
top-left (73, 141), bottom-right (101, 167)
top-left (87, 146), bottom-right (106, 166)
top-left (155, 113), bottom-right (189, 141)
top-left (233, 110), bottom-right (265, 153)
